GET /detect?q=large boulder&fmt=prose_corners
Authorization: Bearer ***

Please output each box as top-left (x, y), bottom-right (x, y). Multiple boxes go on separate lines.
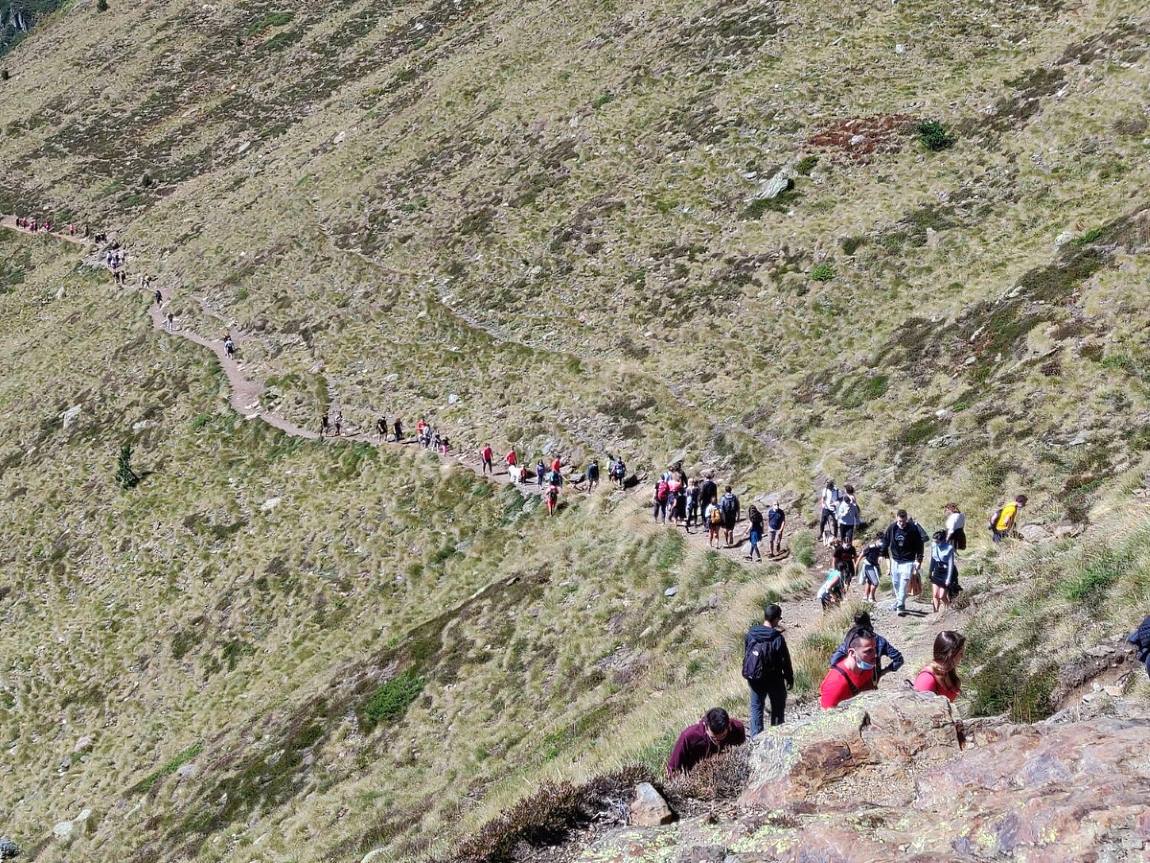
top-left (738, 690), bottom-right (959, 808)
top-left (629, 782), bottom-right (674, 827)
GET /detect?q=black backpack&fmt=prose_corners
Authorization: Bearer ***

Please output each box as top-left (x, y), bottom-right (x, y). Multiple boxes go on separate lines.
top-left (742, 633), bottom-right (782, 682)
top-left (721, 494), bottom-right (738, 517)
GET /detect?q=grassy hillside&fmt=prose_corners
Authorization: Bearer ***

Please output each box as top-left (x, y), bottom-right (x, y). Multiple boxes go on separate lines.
top-left (0, 0), bottom-right (1149, 859)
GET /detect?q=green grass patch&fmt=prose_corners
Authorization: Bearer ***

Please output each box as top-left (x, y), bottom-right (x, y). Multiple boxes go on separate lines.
top-left (916, 120), bottom-right (956, 152)
top-left (361, 671), bottom-right (424, 730)
top-left (130, 743), bottom-right (204, 794)
top-left (247, 10), bottom-right (294, 36)
top-left (810, 262), bottom-right (835, 282)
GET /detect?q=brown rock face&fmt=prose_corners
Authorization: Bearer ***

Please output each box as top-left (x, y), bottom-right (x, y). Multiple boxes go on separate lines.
top-left (628, 782), bottom-right (674, 827)
top-left (579, 692), bottom-right (1150, 863)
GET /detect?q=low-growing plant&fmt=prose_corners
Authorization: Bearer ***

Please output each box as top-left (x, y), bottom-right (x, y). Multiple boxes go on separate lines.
top-left (116, 443), bottom-right (139, 489)
top-left (810, 262), bottom-right (835, 282)
top-left (361, 670), bottom-right (424, 729)
top-left (795, 155), bottom-right (819, 176)
top-left (916, 120), bottom-right (956, 151)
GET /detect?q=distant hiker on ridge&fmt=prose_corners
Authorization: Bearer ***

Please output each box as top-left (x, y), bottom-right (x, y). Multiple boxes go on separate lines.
top-left (480, 444), bottom-right (494, 475)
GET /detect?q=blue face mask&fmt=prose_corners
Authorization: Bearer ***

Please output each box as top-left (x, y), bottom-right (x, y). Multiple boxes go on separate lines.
top-left (855, 658), bottom-right (875, 671)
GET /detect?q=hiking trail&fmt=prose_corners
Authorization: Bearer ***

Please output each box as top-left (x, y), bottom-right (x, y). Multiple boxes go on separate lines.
top-left (0, 214), bottom-right (973, 698)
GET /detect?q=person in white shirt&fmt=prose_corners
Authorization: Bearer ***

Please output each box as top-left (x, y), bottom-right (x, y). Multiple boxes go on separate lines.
top-left (944, 503), bottom-right (967, 550)
top-left (818, 480), bottom-right (840, 541)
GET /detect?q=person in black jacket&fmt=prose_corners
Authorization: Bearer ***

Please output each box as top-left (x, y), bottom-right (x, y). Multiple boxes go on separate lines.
top-left (743, 603), bottom-right (794, 734)
top-left (699, 474), bottom-right (718, 518)
top-left (881, 509), bottom-right (924, 617)
top-left (1128, 615), bottom-right (1150, 680)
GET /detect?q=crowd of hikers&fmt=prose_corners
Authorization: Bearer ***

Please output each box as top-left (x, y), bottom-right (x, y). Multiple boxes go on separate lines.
top-left (9, 215), bottom-right (1144, 788)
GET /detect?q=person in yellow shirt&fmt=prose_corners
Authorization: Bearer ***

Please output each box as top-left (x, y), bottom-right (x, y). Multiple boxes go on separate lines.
top-left (990, 494), bottom-right (1028, 543)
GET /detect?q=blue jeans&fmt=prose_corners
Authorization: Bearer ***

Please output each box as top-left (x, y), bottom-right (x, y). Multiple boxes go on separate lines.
top-left (748, 530), bottom-right (762, 559)
top-left (749, 678), bottom-right (787, 736)
top-left (891, 560), bottom-right (915, 610)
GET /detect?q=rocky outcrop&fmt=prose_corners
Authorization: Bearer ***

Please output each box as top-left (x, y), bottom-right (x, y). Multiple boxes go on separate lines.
top-left (577, 690), bottom-right (1150, 862)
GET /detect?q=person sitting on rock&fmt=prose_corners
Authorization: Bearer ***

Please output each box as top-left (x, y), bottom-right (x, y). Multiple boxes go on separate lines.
top-left (913, 631), bottom-right (966, 702)
top-left (819, 632), bottom-right (878, 709)
top-left (666, 707), bottom-right (746, 776)
top-left (828, 611), bottom-right (903, 680)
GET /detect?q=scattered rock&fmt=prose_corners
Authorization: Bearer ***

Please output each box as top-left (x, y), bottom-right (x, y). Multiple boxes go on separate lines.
top-left (73, 735), bottom-right (93, 754)
top-left (628, 782), bottom-right (674, 827)
top-left (754, 170), bottom-right (794, 201)
top-left (260, 497), bottom-right (281, 512)
top-left (0, 837), bottom-right (19, 859)
top-left (60, 405), bottom-right (82, 430)
top-left (361, 850), bottom-right (386, 863)
top-left (664, 587), bottom-right (678, 598)
top-left (447, 393), bottom-right (460, 405)
top-left (1017, 523), bottom-right (1053, 542)
top-left (333, 130), bottom-right (347, 145)
top-left (675, 845), bottom-right (727, 863)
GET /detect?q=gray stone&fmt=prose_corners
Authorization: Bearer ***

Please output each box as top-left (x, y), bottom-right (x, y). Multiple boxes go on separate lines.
top-left (754, 171), bottom-right (794, 200)
top-left (677, 846), bottom-right (728, 863)
top-left (60, 405), bottom-right (82, 430)
top-left (664, 587), bottom-right (678, 597)
top-left (629, 782), bottom-right (674, 827)
top-left (73, 735), bottom-right (94, 754)
top-left (0, 837), bottom-right (19, 859)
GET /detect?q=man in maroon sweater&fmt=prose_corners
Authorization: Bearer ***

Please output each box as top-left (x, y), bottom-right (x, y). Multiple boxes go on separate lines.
top-left (666, 708), bottom-right (747, 776)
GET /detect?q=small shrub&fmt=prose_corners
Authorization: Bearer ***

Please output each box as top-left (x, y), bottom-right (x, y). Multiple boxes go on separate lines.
top-left (96, 0), bottom-right (108, 10)
top-left (795, 155), bottom-right (819, 176)
top-left (810, 262), bottom-right (835, 282)
top-left (743, 188), bottom-right (799, 218)
top-left (792, 532), bottom-right (815, 568)
top-left (968, 649), bottom-right (1057, 721)
top-left (1072, 226), bottom-right (1105, 247)
top-left (116, 443), bottom-right (139, 490)
top-left (591, 91), bottom-right (614, 109)
top-left (663, 746), bottom-right (749, 805)
top-left (916, 120), bottom-right (956, 152)
top-left (361, 671), bottom-right (424, 729)
top-left (0, 70), bottom-right (9, 81)
top-left (840, 235), bottom-right (867, 255)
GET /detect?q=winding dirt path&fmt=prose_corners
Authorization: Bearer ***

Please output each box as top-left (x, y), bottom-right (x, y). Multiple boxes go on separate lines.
top-left (0, 214), bottom-right (970, 688)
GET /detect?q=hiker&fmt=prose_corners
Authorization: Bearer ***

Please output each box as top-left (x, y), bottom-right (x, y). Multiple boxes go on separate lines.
top-left (652, 477), bottom-right (670, 523)
top-left (828, 611), bottom-right (904, 680)
top-left (913, 631), bottom-right (965, 702)
top-left (1127, 616), bottom-right (1150, 681)
top-left (334, 412), bottom-right (343, 436)
top-left (818, 480), bottom-right (840, 542)
top-left (393, 418), bottom-right (403, 442)
top-left (719, 486), bottom-right (740, 546)
top-left (165, 311), bottom-right (175, 333)
top-left (376, 417), bottom-right (387, 439)
top-left (535, 460), bottom-right (546, 486)
top-left (666, 708), bottom-right (746, 776)
top-left (223, 336), bottom-right (235, 359)
top-left (990, 494), bottom-right (1027, 543)
top-left (672, 482), bottom-right (687, 525)
top-left (546, 481), bottom-right (560, 516)
top-left (480, 444), bottom-right (494, 475)
top-left (685, 480), bottom-right (701, 533)
top-left (820, 631), bottom-right (878, 709)
top-left (881, 509), bottom-right (924, 617)
top-left (766, 501), bottom-right (786, 556)
top-left (700, 473), bottom-right (718, 521)
top-left (319, 413), bottom-right (330, 438)
top-left (833, 537), bottom-right (858, 586)
top-left (745, 504), bottom-right (764, 561)
top-left (836, 484), bottom-right (862, 543)
top-left (944, 502), bottom-right (967, 550)
top-left (816, 568), bottom-right (846, 610)
top-left (928, 530), bottom-right (961, 614)
top-left (586, 459), bottom-right (599, 491)
top-left (505, 449), bottom-right (518, 474)
top-left (743, 603), bottom-right (794, 733)
top-left (858, 534), bottom-right (883, 603)
top-left (705, 499), bottom-right (722, 548)
top-left (153, 289), bottom-right (162, 305)
top-left (548, 467), bottom-right (563, 488)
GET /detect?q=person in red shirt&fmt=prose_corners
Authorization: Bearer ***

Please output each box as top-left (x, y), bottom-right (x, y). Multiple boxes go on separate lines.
top-left (480, 444), bottom-right (494, 475)
top-left (550, 455), bottom-right (562, 474)
top-left (914, 630), bottom-right (965, 702)
top-left (505, 449), bottom-right (518, 471)
top-left (819, 632), bottom-right (878, 709)
top-left (666, 708), bottom-right (746, 776)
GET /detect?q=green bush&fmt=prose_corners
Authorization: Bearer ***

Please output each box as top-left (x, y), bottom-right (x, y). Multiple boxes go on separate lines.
top-left (810, 262), bottom-right (835, 282)
top-left (246, 10), bottom-right (294, 36)
top-left (795, 155), bottom-right (819, 176)
top-left (1061, 550), bottom-right (1123, 605)
top-left (968, 649), bottom-right (1056, 722)
top-left (116, 443), bottom-right (140, 490)
top-left (916, 120), bottom-right (956, 152)
top-left (792, 532), bottom-right (815, 567)
top-left (96, 0), bottom-right (108, 10)
top-left (361, 671), bottom-right (424, 729)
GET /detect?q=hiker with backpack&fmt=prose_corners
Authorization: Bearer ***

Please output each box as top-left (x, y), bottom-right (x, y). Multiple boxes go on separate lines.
top-left (828, 611), bottom-right (903, 680)
top-left (671, 478), bottom-right (687, 525)
top-left (743, 603), bottom-right (794, 733)
top-left (545, 481), bottom-right (560, 516)
top-left (319, 412), bottom-right (330, 439)
top-left (719, 486), bottom-right (740, 546)
top-left (652, 478), bottom-right (670, 523)
top-left (881, 509), bottom-right (925, 617)
top-left (744, 505), bottom-right (765, 561)
top-left (820, 631), bottom-right (879, 709)
top-left (705, 499), bottom-right (722, 548)
top-left (1127, 616), bottom-right (1150, 680)
top-left (685, 479), bottom-right (701, 533)
top-left (666, 708), bottom-right (747, 776)
top-left (586, 459), bottom-right (599, 491)
top-left (480, 444), bottom-right (494, 475)
top-left (766, 501), bottom-right (786, 556)
top-left (818, 480), bottom-right (840, 542)
top-left (393, 418), bottom-right (403, 442)
top-left (376, 417), bottom-right (387, 440)
top-left (944, 502), bottom-right (967, 549)
top-left (534, 460), bottom-right (546, 486)
top-left (928, 530), bottom-right (961, 614)
top-left (913, 631), bottom-right (965, 701)
top-left (836, 484), bottom-right (862, 543)
top-left (858, 533), bottom-right (883, 603)
top-left (990, 494), bottom-right (1027, 543)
